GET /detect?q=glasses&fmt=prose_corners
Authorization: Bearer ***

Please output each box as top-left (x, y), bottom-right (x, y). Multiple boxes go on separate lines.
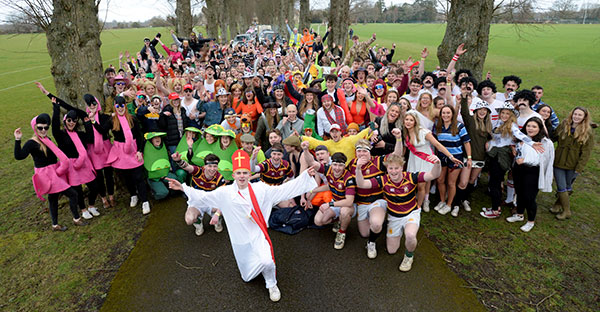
top-left (115, 103), bottom-right (125, 108)
top-left (137, 95), bottom-right (146, 99)
top-left (184, 89), bottom-right (193, 93)
top-left (89, 102), bottom-right (97, 107)
top-left (37, 125), bottom-right (49, 131)
top-left (115, 82), bottom-right (125, 86)
top-left (375, 85), bottom-right (384, 90)
top-left (65, 118), bottom-right (76, 123)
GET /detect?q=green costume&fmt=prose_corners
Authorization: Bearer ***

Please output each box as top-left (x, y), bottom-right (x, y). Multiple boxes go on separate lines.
top-left (303, 112), bottom-right (323, 140)
top-left (190, 125), bottom-right (238, 181)
top-left (176, 127), bottom-right (203, 162)
top-left (143, 132), bottom-right (185, 200)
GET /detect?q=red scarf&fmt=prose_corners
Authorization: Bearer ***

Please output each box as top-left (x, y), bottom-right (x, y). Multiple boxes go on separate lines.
top-left (324, 105), bottom-right (347, 133)
top-left (239, 184), bottom-right (275, 263)
top-left (405, 136), bottom-right (435, 164)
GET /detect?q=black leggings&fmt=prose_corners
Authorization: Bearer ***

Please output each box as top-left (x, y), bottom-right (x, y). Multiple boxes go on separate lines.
top-left (119, 166), bottom-right (148, 202)
top-left (488, 157), bottom-right (508, 211)
top-left (93, 167), bottom-right (115, 202)
top-left (513, 164), bottom-right (539, 222)
top-left (48, 187), bottom-right (81, 225)
top-left (73, 179), bottom-right (98, 209)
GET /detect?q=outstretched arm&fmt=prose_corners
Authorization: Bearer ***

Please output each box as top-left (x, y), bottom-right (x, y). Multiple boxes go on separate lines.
top-left (423, 156), bottom-right (442, 181)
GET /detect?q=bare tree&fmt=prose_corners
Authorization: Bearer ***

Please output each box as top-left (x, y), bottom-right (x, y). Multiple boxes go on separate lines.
top-left (176, 0), bottom-right (193, 37)
top-left (437, 0), bottom-right (494, 80)
top-left (203, 0), bottom-right (219, 39)
top-left (1, 0), bottom-right (104, 109)
top-left (551, 0), bottom-right (578, 19)
top-left (329, 0), bottom-right (350, 54)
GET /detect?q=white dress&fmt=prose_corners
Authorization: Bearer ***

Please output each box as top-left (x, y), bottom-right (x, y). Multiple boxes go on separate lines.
top-left (182, 170), bottom-right (317, 288)
top-left (407, 127), bottom-right (434, 173)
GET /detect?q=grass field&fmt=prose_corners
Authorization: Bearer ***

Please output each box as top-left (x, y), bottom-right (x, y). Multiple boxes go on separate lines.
top-left (0, 24), bottom-right (599, 311)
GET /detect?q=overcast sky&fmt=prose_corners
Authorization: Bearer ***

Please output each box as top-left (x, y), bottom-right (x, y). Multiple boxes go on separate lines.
top-left (0, 0), bottom-right (594, 23)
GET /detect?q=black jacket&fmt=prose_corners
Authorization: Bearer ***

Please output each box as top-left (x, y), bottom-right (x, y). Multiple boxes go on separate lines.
top-left (158, 105), bottom-right (190, 147)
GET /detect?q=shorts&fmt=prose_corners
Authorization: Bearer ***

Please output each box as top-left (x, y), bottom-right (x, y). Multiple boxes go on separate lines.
top-left (472, 160), bottom-right (485, 169)
top-left (439, 154), bottom-right (466, 170)
top-left (355, 199), bottom-right (386, 221)
top-left (331, 206), bottom-right (357, 219)
top-left (386, 209), bottom-right (421, 238)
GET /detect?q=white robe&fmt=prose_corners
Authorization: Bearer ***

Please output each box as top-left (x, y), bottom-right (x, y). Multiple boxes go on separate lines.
top-left (182, 170), bottom-right (318, 288)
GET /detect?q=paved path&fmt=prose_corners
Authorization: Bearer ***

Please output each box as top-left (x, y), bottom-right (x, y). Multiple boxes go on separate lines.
top-left (101, 197), bottom-right (484, 311)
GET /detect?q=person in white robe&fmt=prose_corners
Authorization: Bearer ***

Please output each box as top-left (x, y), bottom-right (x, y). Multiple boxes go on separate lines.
top-left (167, 149), bottom-right (318, 302)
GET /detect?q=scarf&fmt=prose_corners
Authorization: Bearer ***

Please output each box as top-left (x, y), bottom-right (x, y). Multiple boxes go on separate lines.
top-left (239, 184), bottom-right (275, 263)
top-left (66, 129), bottom-right (88, 169)
top-left (30, 116), bottom-right (70, 175)
top-left (324, 105), bottom-right (347, 133)
top-left (86, 97), bottom-right (105, 154)
top-left (117, 114), bottom-right (136, 154)
top-left (405, 136), bottom-right (435, 164)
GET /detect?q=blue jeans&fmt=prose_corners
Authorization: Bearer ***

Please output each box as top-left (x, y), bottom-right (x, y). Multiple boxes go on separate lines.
top-left (554, 167), bottom-right (578, 192)
top-left (167, 145), bottom-right (177, 172)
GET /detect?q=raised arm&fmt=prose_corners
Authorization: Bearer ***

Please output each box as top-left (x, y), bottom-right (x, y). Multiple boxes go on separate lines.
top-left (445, 43), bottom-right (466, 75)
top-left (354, 157), bottom-right (372, 189)
top-left (423, 156), bottom-right (442, 182)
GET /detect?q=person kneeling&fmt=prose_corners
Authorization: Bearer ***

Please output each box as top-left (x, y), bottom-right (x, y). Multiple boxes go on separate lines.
top-left (355, 154), bottom-right (441, 272)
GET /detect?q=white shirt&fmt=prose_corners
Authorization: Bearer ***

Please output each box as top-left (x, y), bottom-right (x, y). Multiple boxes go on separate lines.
top-left (204, 80), bottom-right (215, 94)
top-left (402, 94), bottom-right (419, 109)
top-left (316, 107), bottom-right (346, 136)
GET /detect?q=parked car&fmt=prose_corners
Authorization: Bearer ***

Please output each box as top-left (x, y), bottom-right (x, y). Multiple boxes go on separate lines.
top-left (258, 30), bottom-right (281, 44)
top-left (232, 34), bottom-right (253, 48)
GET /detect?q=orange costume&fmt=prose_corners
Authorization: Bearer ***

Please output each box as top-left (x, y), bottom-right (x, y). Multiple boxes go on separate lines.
top-left (233, 98), bottom-right (263, 129)
top-left (340, 99), bottom-right (368, 127)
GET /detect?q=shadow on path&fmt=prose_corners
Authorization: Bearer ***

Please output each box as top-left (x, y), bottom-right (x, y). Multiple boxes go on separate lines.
top-left (101, 197), bottom-right (485, 311)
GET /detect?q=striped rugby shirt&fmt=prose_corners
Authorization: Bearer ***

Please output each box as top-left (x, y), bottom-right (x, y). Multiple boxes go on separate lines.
top-left (371, 172), bottom-right (425, 217)
top-left (318, 164), bottom-right (356, 201)
top-left (257, 158), bottom-right (294, 186)
top-left (347, 156), bottom-right (386, 205)
top-left (190, 165), bottom-right (226, 191)
top-left (433, 122), bottom-right (470, 158)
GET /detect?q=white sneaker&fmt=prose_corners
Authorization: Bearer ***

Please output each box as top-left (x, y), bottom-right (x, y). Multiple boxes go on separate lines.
top-left (366, 241), bottom-right (377, 259)
top-left (193, 222), bottom-right (204, 236)
top-left (334, 232), bottom-right (346, 250)
top-left (433, 201), bottom-right (445, 211)
top-left (438, 204), bottom-right (451, 215)
top-left (451, 206), bottom-right (459, 217)
top-left (130, 195), bottom-right (139, 207)
top-left (430, 184), bottom-right (437, 194)
top-left (88, 207), bottom-right (100, 217)
top-left (506, 214), bottom-right (524, 223)
top-left (520, 222), bottom-right (535, 232)
top-left (142, 202), bottom-right (150, 215)
top-left (422, 199), bottom-right (430, 212)
top-left (81, 210), bottom-right (93, 220)
top-left (462, 200), bottom-right (471, 212)
top-left (268, 285), bottom-right (281, 302)
top-left (214, 217), bottom-right (223, 233)
top-left (399, 255), bottom-right (414, 272)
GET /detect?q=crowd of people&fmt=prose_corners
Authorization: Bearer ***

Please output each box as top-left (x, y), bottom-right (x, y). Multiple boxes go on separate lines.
top-left (14, 25), bottom-right (595, 302)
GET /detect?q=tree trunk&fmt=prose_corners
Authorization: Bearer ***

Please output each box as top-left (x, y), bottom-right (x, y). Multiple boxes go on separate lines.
top-left (328, 0), bottom-right (350, 54)
top-left (47, 0), bottom-right (103, 109)
top-left (278, 0), bottom-right (288, 36)
top-left (299, 0), bottom-right (310, 32)
top-left (176, 0), bottom-right (193, 37)
top-left (437, 0), bottom-right (494, 81)
top-left (203, 0), bottom-right (219, 39)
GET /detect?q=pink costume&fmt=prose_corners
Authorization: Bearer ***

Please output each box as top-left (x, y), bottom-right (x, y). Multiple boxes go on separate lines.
top-left (29, 117), bottom-right (71, 200)
top-left (106, 114), bottom-right (144, 169)
top-left (87, 98), bottom-right (112, 170)
top-left (65, 124), bottom-right (96, 186)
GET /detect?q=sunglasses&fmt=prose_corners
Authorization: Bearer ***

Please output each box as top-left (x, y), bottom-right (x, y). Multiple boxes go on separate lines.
top-left (115, 82), bottom-right (126, 86)
top-left (137, 95), bottom-right (146, 99)
top-left (184, 89), bottom-right (193, 93)
top-left (89, 102), bottom-right (98, 106)
top-left (375, 85), bottom-right (384, 90)
top-left (65, 118), bottom-right (76, 123)
top-left (37, 125), bottom-right (49, 131)
top-left (115, 103), bottom-right (125, 108)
